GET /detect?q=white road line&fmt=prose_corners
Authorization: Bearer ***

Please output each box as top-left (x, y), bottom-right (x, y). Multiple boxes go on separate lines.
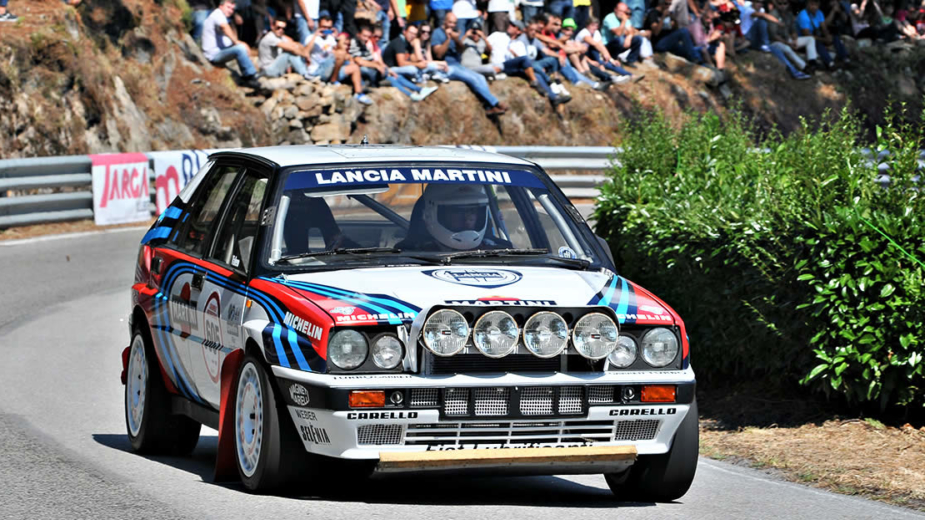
top-left (699, 459), bottom-right (925, 518)
top-left (0, 225), bottom-right (149, 247)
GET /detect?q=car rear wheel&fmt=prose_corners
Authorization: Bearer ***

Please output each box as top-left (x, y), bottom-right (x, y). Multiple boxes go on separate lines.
top-left (234, 354), bottom-right (307, 492)
top-left (604, 399), bottom-right (699, 502)
top-left (124, 327), bottom-right (201, 455)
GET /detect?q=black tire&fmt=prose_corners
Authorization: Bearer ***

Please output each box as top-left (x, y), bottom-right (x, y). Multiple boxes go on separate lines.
top-left (124, 324), bottom-right (201, 456)
top-left (605, 398), bottom-right (699, 502)
top-left (233, 354), bottom-right (309, 492)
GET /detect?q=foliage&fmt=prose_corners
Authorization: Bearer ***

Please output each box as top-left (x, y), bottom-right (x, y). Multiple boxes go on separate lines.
top-left (594, 105), bottom-right (925, 409)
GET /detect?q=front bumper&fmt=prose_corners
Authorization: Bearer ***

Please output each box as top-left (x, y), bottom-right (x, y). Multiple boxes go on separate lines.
top-left (272, 366), bottom-right (695, 472)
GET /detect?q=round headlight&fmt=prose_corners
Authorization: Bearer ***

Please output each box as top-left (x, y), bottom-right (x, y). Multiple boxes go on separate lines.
top-left (473, 311), bottom-right (519, 358)
top-left (328, 330), bottom-right (368, 370)
top-left (371, 334), bottom-right (404, 369)
top-left (641, 328), bottom-right (679, 367)
top-left (608, 335), bottom-right (638, 368)
top-left (422, 309), bottom-right (469, 356)
top-left (523, 312), bottom-right (569, 358)
top-left (572, 312), bottom-right (618, 360)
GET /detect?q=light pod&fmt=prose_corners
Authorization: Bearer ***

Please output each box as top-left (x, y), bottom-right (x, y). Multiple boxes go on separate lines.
top-left (572, 312), bottom-right (618, 360)
top-left (522, 311), bottom-right (569, 358)
top-left (473, 311), bottom-right (519, 358)
top-left (422, 309), bottom-right (469, 356)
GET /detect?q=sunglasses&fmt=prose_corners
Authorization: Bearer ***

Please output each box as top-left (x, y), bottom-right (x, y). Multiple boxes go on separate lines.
top-left (274, 25), bottom-right (286, 30)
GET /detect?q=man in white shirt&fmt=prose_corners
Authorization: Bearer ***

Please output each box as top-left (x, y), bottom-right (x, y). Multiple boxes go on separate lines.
top-left (498, 20), bottom-right (568, 105)
top-left (201, 0), bottom-right (260, 87)
top-left (258, 19), bottom-right (311, 78)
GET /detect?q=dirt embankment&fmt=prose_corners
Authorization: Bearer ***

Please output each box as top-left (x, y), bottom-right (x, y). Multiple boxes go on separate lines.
top-left (0, 0), bottom-right (923, 158)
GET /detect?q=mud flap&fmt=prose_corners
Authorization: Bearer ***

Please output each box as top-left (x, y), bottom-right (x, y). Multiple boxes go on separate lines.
top-left (120, 346), bottom-right (130, 385)
top-left (214, 349), bottom-right (244, 482)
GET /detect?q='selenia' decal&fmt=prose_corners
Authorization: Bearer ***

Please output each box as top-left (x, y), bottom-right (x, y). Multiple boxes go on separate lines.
top-left (424, 268), bottom-right (523, 289)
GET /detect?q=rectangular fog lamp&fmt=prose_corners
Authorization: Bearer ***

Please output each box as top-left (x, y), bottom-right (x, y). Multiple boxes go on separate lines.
top-left (349, 390), bottom-right (386, 408)
top-left (640, 385), bottom-right (676, 403)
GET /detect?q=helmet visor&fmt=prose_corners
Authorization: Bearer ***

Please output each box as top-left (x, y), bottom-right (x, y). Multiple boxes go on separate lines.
top-left (437, 204), bottom-right (487, 233)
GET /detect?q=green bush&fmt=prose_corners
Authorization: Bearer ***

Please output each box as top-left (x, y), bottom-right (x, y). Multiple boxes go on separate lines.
top-left (594, 106), bottom-right (925, 409)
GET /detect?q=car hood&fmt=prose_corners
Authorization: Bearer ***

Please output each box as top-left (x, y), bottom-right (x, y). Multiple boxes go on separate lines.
top-left (271, 265), bottom-right (675, 327)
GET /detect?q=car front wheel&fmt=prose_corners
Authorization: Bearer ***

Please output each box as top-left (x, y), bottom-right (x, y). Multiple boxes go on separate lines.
top-left (604, 398), bottom-right (699, 502)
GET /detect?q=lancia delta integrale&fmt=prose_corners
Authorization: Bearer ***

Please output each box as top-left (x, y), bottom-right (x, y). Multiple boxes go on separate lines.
top-left (122, 145), bottom-right (698, 500)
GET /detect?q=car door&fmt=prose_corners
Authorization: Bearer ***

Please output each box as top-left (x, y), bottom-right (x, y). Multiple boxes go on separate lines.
top-left (153, 164), bottom-right (243, 405)
top-left (193, 167), bottom-right (271, 408)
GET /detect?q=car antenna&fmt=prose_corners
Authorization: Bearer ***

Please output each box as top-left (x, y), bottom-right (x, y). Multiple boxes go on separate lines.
top-left (360, 135), bottom-right (369, 146)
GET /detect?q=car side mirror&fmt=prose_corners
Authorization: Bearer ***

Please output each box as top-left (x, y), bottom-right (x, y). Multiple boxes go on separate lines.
top-left (596, 235), bottom-right (615, 267)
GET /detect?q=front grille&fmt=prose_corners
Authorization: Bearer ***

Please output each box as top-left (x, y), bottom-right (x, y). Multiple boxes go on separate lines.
top-left (588, 386), bottom-right (615, 404)
top-left (410, 388), bottom-right (439, 407)
top-left (405, 419), bottom-right (654, 447)
top-left (474, 387), bottom-right (510, 416)
top-left (558, 387), bottom-right (583, 415)
top-left (445, 388), bottom-right (469, 416)
top-left (357, 424), bottom-right (404, 445)
top-left (614, 420), bottom-right (661, 441)
top-left (520, 387), bottom-right (555, 416)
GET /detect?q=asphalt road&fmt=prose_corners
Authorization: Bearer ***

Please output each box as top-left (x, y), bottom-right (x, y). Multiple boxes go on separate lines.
top-left (0, 228), bottom-right (921, 520)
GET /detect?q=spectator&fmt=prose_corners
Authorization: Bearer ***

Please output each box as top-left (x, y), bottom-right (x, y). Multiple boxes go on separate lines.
top-left (452, 0), bottom-right (480, 35)
top-left (258, 19), bottom-right (311, 78)
top-left (191, 1), bottom-right (214, 42)
top-left (385, 24), bottom-right (438, 78)
top-left (373, 0), bottom-right (399, 41)
top-left (699, 9), bottom-right (730, 80)
top-left (626, 0), bottom-right (646, 28)
top-left (769, 0), bottom-right (818, 73)
top-left (769, 0), bottom-right (819, 74)
top-left (644, 0), bottom-right (703, 63)
top-left (573, 17), bottom-right (639, 83)
top-left (797, 0), bottom-right (849, 68)
top-left (496, 20), bottom-right (570, 105)
top-left (738, 0), bottom-right (812, 79)
top-left (602, 3), bottom-right (645, 65)
top-left (430, 0), bottom-right (453, 28)
top-left (487, 0), bottom-right (513, 33)
top-left (292, 0), bottom-right (319, 45)
top-left (548, 0), bottom-right (574, 22)
top-left (573, 0), bottom-right (592, 31)
top-left (350, 22), bottom-right (439, 100)
top-left (306, 16), bottom-right (374, 103)
top-left (321, 0), bottom-right (357, 36)
top-left (0, 0), bottom-right (18, 22)
top-left (202, 0), bottom-right (261, 88)
top-left (432, 13), bottom-right (510, 115)
top-left (519, 0), bottom-right (544, 27)
top-left (461, 21), bottom-right (507, 78)
top-left (537, 13), bottom-right (612, 89)
top-left (516, 17), bottom-right (577, 98)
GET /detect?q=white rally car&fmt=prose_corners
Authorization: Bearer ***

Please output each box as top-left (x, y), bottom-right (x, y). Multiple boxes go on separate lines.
top-left (123, 145), bottom-right (698, 500)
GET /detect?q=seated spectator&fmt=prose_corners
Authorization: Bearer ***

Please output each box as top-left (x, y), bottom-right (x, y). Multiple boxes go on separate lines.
top-left (306, 16), bottom-right (374, 104)
top-left (797, 0), bottom-right (849, 68)
top-left (769, 0), bottom-right (818, 73)
top-left (488, 20), bottom-right (569, 105)
top-left (517, 16), bottom-right (574, 98)
top-left (202, 0), bottom-right (261, 88)
top-left (461, 22), bottom-right (507, 79)
top-left (644, 0), bottom-right (703, 63)
top-left (602, 3), bottom-right (645, 65)
top-left (572, 17), bottom-right (640, 83)
top-left (411, 22), bottom-right (453, 81)
top-left (350, 22), bottom-right (439, 101)
top-left (699, 9), bottom-right (731, 80)
top-left (259, 19), bottom-right (311, 78)
top-left (738, 0), bottom-right (811, 79)
top-left (383, 24), bottom-right (450, 82)
top-left (432, 13), bottom-right (510, 115)
top-left (536, 13), bottom-right (611, 90)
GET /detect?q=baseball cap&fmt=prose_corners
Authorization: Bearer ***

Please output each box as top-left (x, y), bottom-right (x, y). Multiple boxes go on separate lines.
top-left (562, 18), bottom-right (577, 29)
top-left (510, 19), bottom-right (525, 30)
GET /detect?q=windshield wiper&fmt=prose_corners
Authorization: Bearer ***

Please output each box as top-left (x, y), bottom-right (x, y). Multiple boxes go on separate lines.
top-left (438, 248), bottom-right (592, 270)
top-left (277, 247), bottom-right (403, 264)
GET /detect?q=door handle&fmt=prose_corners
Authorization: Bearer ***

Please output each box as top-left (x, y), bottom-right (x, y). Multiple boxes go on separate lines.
top-left (150, 257), bottom-right (163, 275)
top-left (192, 272), bottom-right (205, 290)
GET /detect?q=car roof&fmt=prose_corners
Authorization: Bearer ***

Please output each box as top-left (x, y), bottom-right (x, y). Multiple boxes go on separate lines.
top-left (209, 145), bottom-right (535, 169)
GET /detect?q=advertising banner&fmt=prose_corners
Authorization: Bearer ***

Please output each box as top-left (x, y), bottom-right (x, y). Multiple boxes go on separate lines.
top-left (150, 149), bottom-right (213, 215)
top-left (90, 153), bottom-right (151, 226)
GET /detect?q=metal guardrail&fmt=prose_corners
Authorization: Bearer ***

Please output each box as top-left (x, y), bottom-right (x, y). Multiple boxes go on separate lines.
top-left (0, 146), bottom-right (619, 229)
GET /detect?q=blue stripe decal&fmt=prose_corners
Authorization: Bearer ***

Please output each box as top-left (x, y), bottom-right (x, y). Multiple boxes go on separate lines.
top-left (271, 279), bottom-right (404, 325)
top-left (272, 324), bottom-right (291, 368)
top-left (142, 227), bottom-right (172, 244)
top-left (614, 278), bottom-right (630, 323)
top-left (598, 275), bottom-right (619, 307)
top-left (286, 327), bottom-right (311, 371)
top-left (294, 281), bottom-right (420, 315)
top-left (152, 294), bottom-right (187, 399)
top-left (164, 207), bottom-right (183, 219)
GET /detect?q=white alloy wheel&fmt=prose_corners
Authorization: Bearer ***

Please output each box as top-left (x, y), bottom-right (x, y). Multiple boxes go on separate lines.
top-left (126, 334), bottom-right (148, 438)
top-left (236, 363), bottom-right (264, 478)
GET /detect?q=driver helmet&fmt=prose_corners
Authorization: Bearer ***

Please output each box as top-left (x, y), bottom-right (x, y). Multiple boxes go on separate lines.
top-left (421, 184), bottom-right (490, 250)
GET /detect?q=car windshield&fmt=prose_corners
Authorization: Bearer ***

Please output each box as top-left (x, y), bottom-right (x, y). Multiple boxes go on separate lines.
top-left (264, 164), bottom-right (601, 270)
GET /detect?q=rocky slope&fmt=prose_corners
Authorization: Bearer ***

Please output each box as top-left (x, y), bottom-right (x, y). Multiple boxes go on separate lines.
top-left (0, 0), bottom-right (922, 158)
